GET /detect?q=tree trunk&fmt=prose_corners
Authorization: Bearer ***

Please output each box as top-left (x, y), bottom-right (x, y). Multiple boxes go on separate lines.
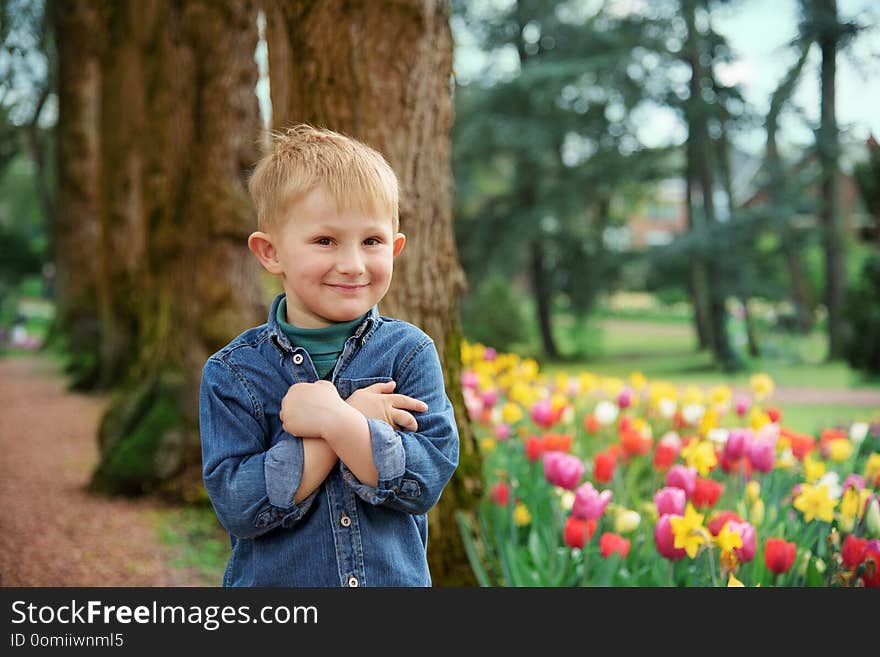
top-left (685, 158), bottom-right (712, 351)
top-left (530, 238), bottom-right (559, 358)
top-left (266, 0), bottom-right (478, 586)
top-left (89, 0), bottom-right (265, 496)
top-left (53, 0), bottom-right (104, 389)
top-left (817, 0), bottom-right (846, 359)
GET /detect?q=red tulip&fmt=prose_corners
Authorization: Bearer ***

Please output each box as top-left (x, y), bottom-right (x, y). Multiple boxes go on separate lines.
top-left (841, 534), bottom-right (868, 569)
top-left (653, 444), bottom-right (677, 471)
top-left (707, 510), bottom-right (743, 536)
top-left (544, 432), bottom-right (573, 453)
top-left (563, 516), bottom-right (597, 549)
top-left (764, 538), bottom-right (797, 574)
top-left (525, 435), bottom-right (544, 462)
top-left (489, 482), bottom-right (510, 506)
top-left (862, 541), bottom-right (880, 588)
top-left (593, 451), bottom-right (617, 484)
top-left (654, 514), bottom-right (687, 561)
top-left (766, 407), bottom-right (782, 423)
top-left (691, 477), bottom-right (724, 509)
top-left (600, 532), bottom-right (631, 559)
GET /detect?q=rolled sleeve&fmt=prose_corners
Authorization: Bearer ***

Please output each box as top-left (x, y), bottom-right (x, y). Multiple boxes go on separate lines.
top-left (339, 338), bottom-right (459, 515)
top-left (200, 358), bottom-right (315, 538)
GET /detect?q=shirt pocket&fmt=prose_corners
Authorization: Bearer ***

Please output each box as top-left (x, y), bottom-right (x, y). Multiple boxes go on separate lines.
top-left (336, 376), bottom-right (393, 399)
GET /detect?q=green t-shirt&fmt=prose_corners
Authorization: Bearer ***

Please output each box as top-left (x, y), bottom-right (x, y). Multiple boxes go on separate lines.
top-left (276, 297), bottom-right (368, 380)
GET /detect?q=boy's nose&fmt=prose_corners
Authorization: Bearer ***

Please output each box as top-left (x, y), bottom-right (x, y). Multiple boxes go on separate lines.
top-left (335, 245), bottom-right (365, 275)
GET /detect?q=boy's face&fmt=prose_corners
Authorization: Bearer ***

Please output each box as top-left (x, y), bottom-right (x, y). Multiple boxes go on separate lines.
top-left (253, 186), bottom-right (405, 329)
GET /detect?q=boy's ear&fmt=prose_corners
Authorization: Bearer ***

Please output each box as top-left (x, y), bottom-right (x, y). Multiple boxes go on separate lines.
top-left (248, 231), bottom-right (283, 275)
top-left (393, 233), bottom-right (406, 258)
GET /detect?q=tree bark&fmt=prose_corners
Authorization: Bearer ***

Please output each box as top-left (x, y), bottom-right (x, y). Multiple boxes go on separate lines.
top-left (816, 0), bottom-right (846, 359)
top-left (265, 0), bottom-right (478, 585)
top-left (530, 238), bottom-right (559, 358)
top-left (89, 0), bottom-right (265, 496)
top-left (53, 0), bottom-right (104, 389)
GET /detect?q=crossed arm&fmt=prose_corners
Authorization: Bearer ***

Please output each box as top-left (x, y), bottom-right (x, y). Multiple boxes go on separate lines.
top-left (282, 380), bottom-right (428, 502)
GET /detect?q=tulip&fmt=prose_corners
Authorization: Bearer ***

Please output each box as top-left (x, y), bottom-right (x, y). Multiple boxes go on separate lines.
top-left (842, 474), bottom-right (865, 492)
top-left (654, 487), bottom-right (687, 516)
top-left (654, 514), bottom-right (687, 561)
top-left (723, 428), bottom-right (752, 461)
top-left (865, 496), bottom-right (880, 538)
top-left (691, 477), bottom-right (724, 509)
top-left (483, 347), bottom-right (497, 361)
top-left (707, 510), bottom-right (743, 536)
top-left (653, 444), bottom-right (677, 472)
top-left (764, 538), bottom-right (797, 574)
top-left (747, 438), bottom-right (775, 473)
top-left (862, 540), bottom-right (880, 587)
top-left (766, 407), bottom-right (782, 423)
top-left (531, 399), bottom-right (555, 428)
top-left (727, 521), bottom-right (757, 563)
top-left (493, 422), bottom-right (511, 441)
top-left (461, 370), bottom-right (478, 390)
top-left (525, 436), bottom-right (544, 462)
top-left (583, 413), bottom-right (601, 433)
top-left (563, 516), bottom-right (597, 549)
top-left (543, 451), bottom-right (584, 490)
top-left (481, 389), bottom-right (498, 408)
top-left (593, 451), bottom-right (617, 484)
top-left (614, 509), bottom-right (641, 534)
top-left (600, 532), bottom-right (631, 559)
top-left (665, 465), bottom-right (697, 498)
top-left (734, 395), bottom-right (750, 417)
top-left (572, 481), bottom-right (612, 520)
top-left (594, 400), bottom-right (619, 426)
top-left (841, 534), bottom-right (868, 569)
top-left (850, 422), bottom-right (869, 446)
top-left (750, 498), bottom-right (765, 527)
top-left (617, 388), bottom-right (633, 409)
top-left (489, 482), bottom-right (510, 506)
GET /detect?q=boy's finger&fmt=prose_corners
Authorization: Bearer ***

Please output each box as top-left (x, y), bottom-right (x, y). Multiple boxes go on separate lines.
top-left (392, 409), bottom-right (418, 432)
top-left (390, 394), bottom-right (428, 412)
top-left (367, 380), bottom-right (396, 392)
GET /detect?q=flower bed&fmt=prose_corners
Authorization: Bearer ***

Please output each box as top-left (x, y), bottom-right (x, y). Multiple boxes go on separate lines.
top-left (457, 342), bottom-right (880, 587)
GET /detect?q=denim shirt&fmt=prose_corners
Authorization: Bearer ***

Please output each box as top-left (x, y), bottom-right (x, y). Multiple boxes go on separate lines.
top-left (199, 293), bottom-right (460, 587)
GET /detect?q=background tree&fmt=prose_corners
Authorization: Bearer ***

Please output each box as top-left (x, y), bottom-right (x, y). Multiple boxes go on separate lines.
top-left (55, 0), bottom-right (267, 495)
top-left (264, 0), bottom-right (477, 586)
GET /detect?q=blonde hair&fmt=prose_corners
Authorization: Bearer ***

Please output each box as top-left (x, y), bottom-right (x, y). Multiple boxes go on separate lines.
top-left (248, 124), bottom-right (399, 232)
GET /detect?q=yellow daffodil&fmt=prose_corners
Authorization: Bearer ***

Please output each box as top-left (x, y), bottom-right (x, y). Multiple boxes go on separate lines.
top-left (681, 439), bottom-right (718, 477)
top-left (727, 573), bottom-right (745, 587)
top-left (828, 439), bottom-right (854, 463)
top-left (698, 408), bottom-right (720, 437)
top-left (670, 503), bottom-right (708, 559)
top-left (600, 377), bottom-right (625, 397)
top-left (748, 407), bottom-right (772, 430)
top-left (793, 483), bottom-right (838, 523)
top-left (803, 455), bottom-right (825, 483)
top-left (578, 372), bottom-right (598, 394)
top-left (715, 522), bottom-right (744, 553)
top-left (749, 373), bottom-right (774, 401)
top-left (682, 386), bottom-right (704, 406)
top-left (513, 503), bottom-right (531, 526)
top-left (708, 385), bottom-right (732, 410)
top-left (520, 358), bottom-right (540, 379)
top-left (838, 486), bottom-right (871, 529)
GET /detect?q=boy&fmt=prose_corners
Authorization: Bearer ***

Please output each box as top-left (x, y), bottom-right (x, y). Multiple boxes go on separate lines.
top-left (199, 125), bottom-right (460, 587)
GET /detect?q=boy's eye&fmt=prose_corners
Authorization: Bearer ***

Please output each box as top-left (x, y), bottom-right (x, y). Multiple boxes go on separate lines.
top-left (315, 237), bottom-right (333, 246)
top-left (363, 237), bottom-right (382, 246)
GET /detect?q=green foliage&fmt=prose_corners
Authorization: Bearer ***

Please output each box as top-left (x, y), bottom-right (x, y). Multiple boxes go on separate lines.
top-left (461, 275), bottom-right (532, 352)
top-left (842, 254), bottom-right (880, 375)
top-left (156, 506), bottom-right (228, 585)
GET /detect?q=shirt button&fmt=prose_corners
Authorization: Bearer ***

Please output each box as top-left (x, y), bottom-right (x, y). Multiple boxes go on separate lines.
top-left (348, 576), bottom-right (359, 587)
top-left (292, 353), bottom-right (304, 365)
top-left (340, 513), bottom-right (351, 527)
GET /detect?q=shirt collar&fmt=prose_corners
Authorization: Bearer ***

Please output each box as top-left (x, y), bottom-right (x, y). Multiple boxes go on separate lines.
top-left (268, 293), bottom-right (380, 354)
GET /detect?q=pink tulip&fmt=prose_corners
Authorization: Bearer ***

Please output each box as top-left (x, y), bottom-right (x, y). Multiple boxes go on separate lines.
top-left (484, 347), bottom-right (497, 361)
top-left (531, 399), bottom-right (554, 428)
top-left (747, 438), bottom-right (775, 473)
top-left (665, 465), bottom-right (697, 498)
top-left (494, 423), bottom-right (511, 441)
top-left (735, 395), bottom-right (750, 417)
top-left (572, 481), bottom-right (613, 520)
top-left (659, 431), bottom-right (682, 454)
top-left (543, 451), bottom-right (584, 490)
top-left (481, 389), bottom-right (498, 408)
top-left (723, 428), bottom-right (752, 461)
top-left (654, 487), bottom-right (687, 516)
top-left (461, 370), bottom-right (478, 390)
top-left (617, 388), bottom-right (633, 409)
top-left (843, 474), bottom-right (866, 492)
top-left (654, 514), bottom-right (687, 561)
top-left (727, 520), bottom-right (757, 563)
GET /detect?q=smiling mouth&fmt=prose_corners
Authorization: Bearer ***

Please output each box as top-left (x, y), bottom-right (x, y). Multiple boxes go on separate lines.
top-left (326, 283), bottom-right (369, 290)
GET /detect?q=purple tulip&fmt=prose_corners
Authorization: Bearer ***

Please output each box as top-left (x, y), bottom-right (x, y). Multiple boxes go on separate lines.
top-left (543, 451), bottom-right (585, 490)
top-left (723, 428), bottom-right (752, 461)
top-left (654, 487), bottom-right (687, 516)
top-left (747, 438), bottom-right (775, 473)
top-left (617, 388), bottom-right (633, 409)
top-left (665, 464), bottom-right (697, 498)
top-left (727, 520), bottom-right (757, 563)
top-left (654, 514), bottom-right (687, 561)
top-left (572, 481), bottom-right (613, 520)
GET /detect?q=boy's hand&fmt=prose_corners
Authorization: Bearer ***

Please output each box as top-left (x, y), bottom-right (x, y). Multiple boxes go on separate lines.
top-left (280, 381), bottom-right (347, 438)
top-left (346, 380), bottom-right (428, 432)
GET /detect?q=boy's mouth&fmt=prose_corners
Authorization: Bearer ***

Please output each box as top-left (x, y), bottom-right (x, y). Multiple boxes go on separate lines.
top-left (325, 282), bottom-right (369, 292)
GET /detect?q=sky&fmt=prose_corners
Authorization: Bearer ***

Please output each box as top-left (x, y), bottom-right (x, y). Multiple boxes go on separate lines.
top-left (453, 0), bottom-right (880, 157)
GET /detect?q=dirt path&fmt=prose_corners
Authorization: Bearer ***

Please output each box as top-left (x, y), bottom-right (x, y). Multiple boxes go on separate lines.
top-left (0, 355), bottom-right (201, 587)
